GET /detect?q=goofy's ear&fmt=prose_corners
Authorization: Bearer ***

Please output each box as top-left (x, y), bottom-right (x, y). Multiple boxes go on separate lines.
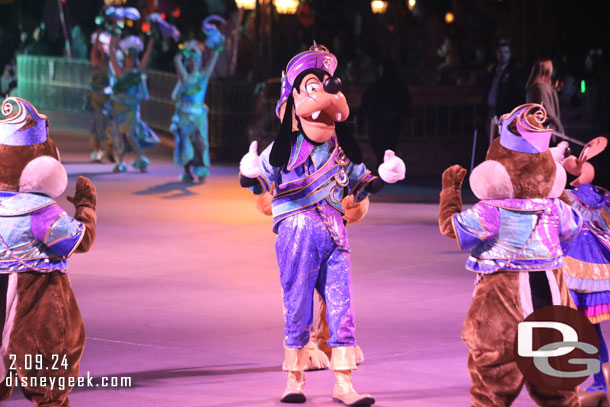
top-left (335, 122), bottom-right (362, 164)
top-left (270, 94), bottom-right (296, 168)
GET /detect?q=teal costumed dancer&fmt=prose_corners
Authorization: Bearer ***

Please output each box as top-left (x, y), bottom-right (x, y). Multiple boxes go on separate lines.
top-left (108, 34), bottom-right (160, 173)
top-left (171, 16), bottom-right (225, 182)
top-left (89, 31), bottom-right (114, 163)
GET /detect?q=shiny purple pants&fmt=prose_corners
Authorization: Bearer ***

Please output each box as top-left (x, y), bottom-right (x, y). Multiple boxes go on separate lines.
top-left (276, 205), bottom-right (356, 349)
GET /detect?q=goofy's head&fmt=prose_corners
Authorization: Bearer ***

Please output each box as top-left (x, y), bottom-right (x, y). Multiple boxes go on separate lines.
top-left (270, 43), bottom-right (361, 167)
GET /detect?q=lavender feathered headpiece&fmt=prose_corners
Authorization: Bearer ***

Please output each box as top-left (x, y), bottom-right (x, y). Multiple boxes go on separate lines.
top-left (147, 13), bottom-right (180, 42)
top-left (119, 35), bottom-right (144, 54)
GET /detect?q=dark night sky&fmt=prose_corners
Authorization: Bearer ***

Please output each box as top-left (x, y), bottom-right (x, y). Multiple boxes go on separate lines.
top-left (0, 0), bottom-right (608, 182)
top-left (1, 0), bottom-right (608, 74)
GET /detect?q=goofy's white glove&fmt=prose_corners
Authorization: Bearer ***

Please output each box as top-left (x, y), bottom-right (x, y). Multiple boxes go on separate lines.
top-left (378, 150), bottom-right (406, 183)
top-left (240, 141), bottom-right (262, 178)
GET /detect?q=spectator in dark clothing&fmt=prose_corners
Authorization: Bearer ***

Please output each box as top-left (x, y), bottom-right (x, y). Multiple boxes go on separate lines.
top-left (526, 59), bottom-right (564, 135)
top-left (359, 59), bottom-right (412, 167)
top-left (482, 41), bottom-right (525, 137)
top-left (1, 64), bottom-right (17, 95)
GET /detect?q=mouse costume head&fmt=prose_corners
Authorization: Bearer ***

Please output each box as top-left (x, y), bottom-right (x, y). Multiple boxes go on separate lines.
top-left (270, 43), bottom-right (360, 167)
top-left (469, 103), bottom-right (566, 200)
top-left (560, 136), bottom-right (607, 187)
top-left (0, 97), bottom-right (67, 197)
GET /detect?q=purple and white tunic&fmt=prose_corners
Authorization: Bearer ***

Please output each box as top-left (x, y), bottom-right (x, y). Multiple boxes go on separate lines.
top-left (562, 184), bottom-right (610, 323)
top-left (1, 191), bottom-right (85, 274)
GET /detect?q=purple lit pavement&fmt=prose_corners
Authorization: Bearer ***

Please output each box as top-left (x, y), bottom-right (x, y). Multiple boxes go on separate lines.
top-left (2, 127), bottom-right (602, 407)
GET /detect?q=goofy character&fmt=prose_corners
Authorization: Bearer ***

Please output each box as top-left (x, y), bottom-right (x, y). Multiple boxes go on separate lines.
top-left (239, 43), bottom-right (406, 406)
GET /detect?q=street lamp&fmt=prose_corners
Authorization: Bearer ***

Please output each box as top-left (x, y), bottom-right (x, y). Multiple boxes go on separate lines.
top-left (445, 12), bottom-right (455, 23)
top-left (273, 0), bottom-right (299, 14)
top-left (235, 0), bottom-right (256, 10)
top-left (370, 0), bottom-right (388, 14)
top-left (407, 0), bottom-right (415, 10)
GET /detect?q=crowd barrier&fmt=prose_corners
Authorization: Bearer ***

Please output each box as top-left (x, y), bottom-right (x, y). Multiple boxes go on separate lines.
top-left (17, 55), bottom-right (479, 158)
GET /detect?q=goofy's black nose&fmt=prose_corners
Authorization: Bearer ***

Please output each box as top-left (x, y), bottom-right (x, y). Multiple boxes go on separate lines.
top-left (323, 76), bottom-right (342, 94)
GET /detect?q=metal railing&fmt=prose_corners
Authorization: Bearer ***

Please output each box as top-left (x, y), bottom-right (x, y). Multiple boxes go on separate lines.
top-left (17, 55), bottom-right (91, 112)
top-left (17, 55), bottom-right (254, 158)
top-left (252, 84), bottom-right (480, 146)
top-left (404, 102), bottom-right (479, 140)
top-left (17, 55), bottom-right (479, 157)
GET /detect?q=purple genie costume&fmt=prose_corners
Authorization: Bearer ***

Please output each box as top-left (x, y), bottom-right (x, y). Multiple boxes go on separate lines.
top-left (239, 44), bottom-right (390, 405)
top-left (563, 185), bottom-right (610, 322)
top-left (255, 134), bottom-right (374, 347)
top-left (561, 184), bottom-right (610, 391)
top-left (250, 48), bottom-right (376, 350)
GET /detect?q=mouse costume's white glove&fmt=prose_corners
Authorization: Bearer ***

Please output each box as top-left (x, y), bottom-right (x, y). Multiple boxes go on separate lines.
top-left (240, 141), bottom-right (262, 178)
top-left (378, 150), bottom-right (406, 183)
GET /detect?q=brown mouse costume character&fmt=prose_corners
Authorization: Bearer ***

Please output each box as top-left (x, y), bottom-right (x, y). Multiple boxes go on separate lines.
top-left (0, 97), bottom-right (96, 406)
top-left (438, 103), bottom-right (582, 406)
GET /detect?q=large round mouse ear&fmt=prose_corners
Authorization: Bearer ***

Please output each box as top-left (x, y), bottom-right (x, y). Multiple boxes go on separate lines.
top-left (563, 136), bottom-right (607, 186)
top-left (19, 156), bottom-right (68, 198)
top-left (570, 162), bottom-right (594, 187)
top-left (469, 160), bottom-right (515, 200)
top-left (578, 136), bottom-right (607, 165)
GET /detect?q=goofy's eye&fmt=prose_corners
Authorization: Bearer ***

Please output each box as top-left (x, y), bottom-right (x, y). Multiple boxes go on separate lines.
top-left (305, 83), bottom-right (320, 93)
